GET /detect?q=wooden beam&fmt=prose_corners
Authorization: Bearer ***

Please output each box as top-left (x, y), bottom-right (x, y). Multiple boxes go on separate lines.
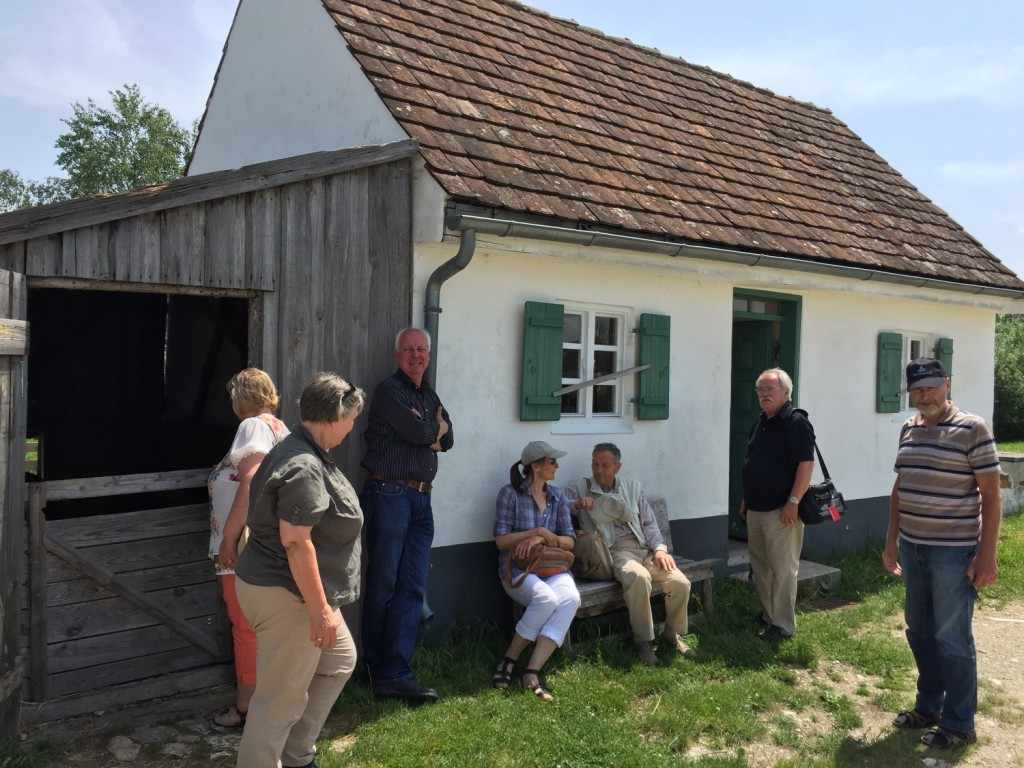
top-left (43, 533), bottom-right (223, 658)
top-left (0, 140), bottom-right (420, 245)
top-left (27, 484), bottom-right (47, 701)
top-left (26, 276), bottom-right (258, 298)
top-left (0, 318), bottom-right (27, 356)
top-left (43, 468), bottom-right (210, 501)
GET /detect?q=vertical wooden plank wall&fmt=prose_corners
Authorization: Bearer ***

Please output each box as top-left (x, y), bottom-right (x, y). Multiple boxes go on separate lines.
top-left (0, 270), bottom-right (27, 742)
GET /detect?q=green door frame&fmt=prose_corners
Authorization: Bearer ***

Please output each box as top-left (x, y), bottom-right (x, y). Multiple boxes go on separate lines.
top-left (728, 289), bottom-right (803, 539)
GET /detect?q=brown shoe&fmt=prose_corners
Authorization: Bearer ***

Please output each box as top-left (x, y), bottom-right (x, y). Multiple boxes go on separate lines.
top-left (633, 641), bottom-right (658, 666)
top-left (663, 633), bottom-right (697, 660)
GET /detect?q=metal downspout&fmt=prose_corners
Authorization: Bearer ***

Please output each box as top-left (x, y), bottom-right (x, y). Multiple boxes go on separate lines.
top-left (423, 225), bottom-right (477, 389)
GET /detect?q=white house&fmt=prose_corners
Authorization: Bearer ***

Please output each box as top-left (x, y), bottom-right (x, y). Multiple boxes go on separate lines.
top-left (189, 0), bottom-right (1024, 629)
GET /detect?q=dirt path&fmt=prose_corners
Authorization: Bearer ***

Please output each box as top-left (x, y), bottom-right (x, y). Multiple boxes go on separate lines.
top-left (19, 602), bottom-right (1024, 766)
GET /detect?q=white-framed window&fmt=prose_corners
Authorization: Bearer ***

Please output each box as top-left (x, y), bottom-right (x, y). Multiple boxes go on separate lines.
top-left (559, 304), bottom-right (630, 423)
top-left (900, 333), bottom-right (930, 411)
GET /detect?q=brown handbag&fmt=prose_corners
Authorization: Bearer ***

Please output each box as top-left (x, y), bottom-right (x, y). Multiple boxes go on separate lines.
top-left (505, 544), bottom-right (575, 588)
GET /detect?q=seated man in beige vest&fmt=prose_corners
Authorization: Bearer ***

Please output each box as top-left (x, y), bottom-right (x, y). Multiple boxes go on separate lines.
top-left (565, 443), bottom-right (695, 665)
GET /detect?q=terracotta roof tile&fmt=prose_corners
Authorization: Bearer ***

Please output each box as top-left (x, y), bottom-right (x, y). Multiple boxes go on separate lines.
top-left (323, 0), bottom-right (1022, 289)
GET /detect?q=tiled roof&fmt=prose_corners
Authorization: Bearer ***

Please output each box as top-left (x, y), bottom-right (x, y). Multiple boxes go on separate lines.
top-left (322, 0), bottom-right (1023, 290)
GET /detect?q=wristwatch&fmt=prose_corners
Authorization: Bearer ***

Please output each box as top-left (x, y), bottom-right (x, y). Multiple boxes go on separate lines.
top-left (787, 495), bottom-right (800, 505)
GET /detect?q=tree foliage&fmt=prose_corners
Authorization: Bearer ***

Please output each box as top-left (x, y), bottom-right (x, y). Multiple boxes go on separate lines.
top-left (1, 83), bottom-right (191, 212)
top-left (994, 313), bottom-right (1024, 440)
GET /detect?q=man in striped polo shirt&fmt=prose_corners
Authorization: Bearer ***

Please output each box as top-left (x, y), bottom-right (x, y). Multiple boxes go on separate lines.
top-left (883, 357), bottom-right (1002, 750)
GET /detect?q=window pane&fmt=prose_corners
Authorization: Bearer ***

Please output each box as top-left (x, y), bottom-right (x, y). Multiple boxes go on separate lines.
top-left (593, 350), bottom-right (616, 377)
top-left (564, 314), bottom-right (581, 344)
top-left (594, 316), bottom-right (618, 345)
top-left (593, 384), bottom-right (616, 414)
top-left (561, 390), bottom-right (580, 414)
top-left (562, 349), bottom-right (580, 379)
top-left (733, 298), bottom-right (748, 312)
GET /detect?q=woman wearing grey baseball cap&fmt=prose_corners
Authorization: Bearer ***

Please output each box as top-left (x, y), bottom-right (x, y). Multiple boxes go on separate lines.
top-left (492, 441), bottom-right (579, 701)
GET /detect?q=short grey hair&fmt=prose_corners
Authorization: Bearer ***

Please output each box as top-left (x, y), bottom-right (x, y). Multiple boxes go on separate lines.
top-left (592, 442), bottom-right (621, 462)
top-left (757, 368), bottom-right (793, 395)
top-left (394, 327), bottom-right (432, 352)
top-left (299, 372), bottom-right (365, 423)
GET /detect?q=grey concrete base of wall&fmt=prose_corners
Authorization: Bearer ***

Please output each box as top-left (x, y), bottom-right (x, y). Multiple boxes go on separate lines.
top-left (424, 496), bottom-right (891, 638)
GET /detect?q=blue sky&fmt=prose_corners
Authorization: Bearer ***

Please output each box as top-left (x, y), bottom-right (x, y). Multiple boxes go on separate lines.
top-left (2, 0), bottom-right (1022, 280)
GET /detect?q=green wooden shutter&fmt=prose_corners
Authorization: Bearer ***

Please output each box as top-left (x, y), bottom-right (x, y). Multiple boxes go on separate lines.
top-left (935, 337), bottom-right (953, 398)
top-left (634, 313), bottom-right (670, 420)
top-left (876, 332), bottom-right (903, 413)
top-left (520, 301), bottom-right (563, 421)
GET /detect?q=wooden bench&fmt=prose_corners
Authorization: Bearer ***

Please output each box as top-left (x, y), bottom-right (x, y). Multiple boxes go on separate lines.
top-left (574, 556), bottom-right (719, 620)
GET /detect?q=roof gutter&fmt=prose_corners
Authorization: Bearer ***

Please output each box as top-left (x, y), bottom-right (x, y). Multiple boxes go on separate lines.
top-left (423, 227), bottom-right (477, 389)
top-left (445, 213), bottom-right (1024, 301)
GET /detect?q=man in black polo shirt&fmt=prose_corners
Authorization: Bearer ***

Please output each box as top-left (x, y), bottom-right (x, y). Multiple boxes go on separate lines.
top-left (360, 327), bottom-right (453, 702)
top-left (739, 368), bottom-right (814, 641)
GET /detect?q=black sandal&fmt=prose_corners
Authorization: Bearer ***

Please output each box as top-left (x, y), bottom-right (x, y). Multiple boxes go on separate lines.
top-left (920, 726), bottom-right (976, 750)
top-left (211, 705), bottom-right (247, 728)
top-left (892, 708), bottom-right (938, 729)
top-left (492, 656), bottom-right (516, 690)
top-left (522, 668), bottom-right (553, 702)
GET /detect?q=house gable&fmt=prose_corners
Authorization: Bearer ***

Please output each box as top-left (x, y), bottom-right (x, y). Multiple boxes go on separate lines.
top-left (189, 0), bottom-right (408, 175)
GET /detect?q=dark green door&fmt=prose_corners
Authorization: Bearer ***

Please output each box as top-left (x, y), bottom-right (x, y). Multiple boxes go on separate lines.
top-left (728, 321), bottom-right (772, 538)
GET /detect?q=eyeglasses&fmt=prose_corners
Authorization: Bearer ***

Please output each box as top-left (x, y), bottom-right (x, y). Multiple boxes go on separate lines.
top-left (755, 386), bottom-right (779, 394)
top-left (543, 457), bottom-right (559, 466)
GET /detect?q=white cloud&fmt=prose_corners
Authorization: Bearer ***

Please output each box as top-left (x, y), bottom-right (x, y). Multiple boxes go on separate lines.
top-left (702, 41), bottom-right (1024, 110)
top-left (0, 0), bottom-right (235, 123)
top-left (936, 162), bottom-right (1024, 186)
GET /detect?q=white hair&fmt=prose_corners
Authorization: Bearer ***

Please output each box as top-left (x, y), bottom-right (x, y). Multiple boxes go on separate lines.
top-left (757, 368), bottom-right (793, 395)
top-left (394, 327), bottom-right (432, 352)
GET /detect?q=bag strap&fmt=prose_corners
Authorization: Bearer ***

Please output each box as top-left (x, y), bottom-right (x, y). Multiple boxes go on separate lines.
top-left (811, 440), bottom-right (832, 481)
top-left (794, 407), bottom-right (831, 481)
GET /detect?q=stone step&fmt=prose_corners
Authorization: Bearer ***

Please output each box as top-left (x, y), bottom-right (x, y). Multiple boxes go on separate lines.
top-left (728, 557), bottom-right (842, 595)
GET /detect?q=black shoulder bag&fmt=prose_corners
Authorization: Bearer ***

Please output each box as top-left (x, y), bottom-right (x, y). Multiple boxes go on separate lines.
top-left (799, 439), bottom-right (848, 525)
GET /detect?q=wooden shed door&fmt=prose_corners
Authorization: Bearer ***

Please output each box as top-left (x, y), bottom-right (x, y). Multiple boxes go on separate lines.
top-left (0, 269), bottom-right (28, 742)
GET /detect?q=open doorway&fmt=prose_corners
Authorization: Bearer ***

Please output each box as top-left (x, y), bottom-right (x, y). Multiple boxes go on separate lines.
top-left (27, 286), bottom-right (248, 514)
top-left (728, 290), bottom-right (802, 540)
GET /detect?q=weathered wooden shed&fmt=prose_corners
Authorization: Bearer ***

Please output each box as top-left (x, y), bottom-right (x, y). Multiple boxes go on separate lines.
top-left (0, 139), bottom-right (417, 732)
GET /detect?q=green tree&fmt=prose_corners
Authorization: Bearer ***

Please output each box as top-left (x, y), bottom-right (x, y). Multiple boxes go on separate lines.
top-left (994, 313), bottom-right (1024, 439)
top-left (55, 83), bottom-right (191, 198)
top-left (0, 83), bottom-right (191, 212)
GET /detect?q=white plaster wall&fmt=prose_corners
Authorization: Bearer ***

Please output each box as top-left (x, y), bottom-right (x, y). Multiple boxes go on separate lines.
top-left (791, 287), bottom-right (995, 499)
top-left (416, 237), bottom-right (1002, 548)
top-left (189, 0), bottom-right (408, 173)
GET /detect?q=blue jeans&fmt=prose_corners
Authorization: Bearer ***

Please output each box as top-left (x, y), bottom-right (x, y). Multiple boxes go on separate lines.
top-left (360, 480), bottom-right (434, 684)
top-left (900, 539), bottom-right (978, 734)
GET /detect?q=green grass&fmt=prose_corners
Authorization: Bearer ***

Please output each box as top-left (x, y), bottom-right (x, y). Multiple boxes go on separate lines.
top-left (9, 514), bottom-right (1024, 768)
top-left (998, 440), bottom-right (1024, 453)
top-left (303, 512), bottom-right (1024, 768)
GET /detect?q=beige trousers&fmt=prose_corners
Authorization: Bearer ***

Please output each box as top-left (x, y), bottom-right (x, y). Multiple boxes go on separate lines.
top-left (611, 544), bottom-right (691, 642)
top-left (746, 508), bottom-right (804, 636)
top-left (235, 578), bottom-right (357, 768)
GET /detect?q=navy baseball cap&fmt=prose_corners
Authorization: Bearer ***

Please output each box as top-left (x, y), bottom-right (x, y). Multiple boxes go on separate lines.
top-left (906, 358), bottom-right (948, 391)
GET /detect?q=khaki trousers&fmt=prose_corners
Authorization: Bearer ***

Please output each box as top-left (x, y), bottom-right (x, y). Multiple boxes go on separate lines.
top-left (235, 579), bottom-right (357, 768)
top-left (746, 508), bottom-right (804, 636)
top-left (611, 544), bottom-right (691, 642)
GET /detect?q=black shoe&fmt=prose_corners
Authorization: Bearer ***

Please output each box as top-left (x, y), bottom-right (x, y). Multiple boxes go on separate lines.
top-left (372, 679), bottom-right (439, 703)
top-left (284, 761), bottom-right (316, 768)
top-left (759, 625), bottom-right (786, 642)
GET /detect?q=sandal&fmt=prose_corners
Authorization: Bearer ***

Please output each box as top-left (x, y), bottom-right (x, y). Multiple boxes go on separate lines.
top-left (212, 705), bottom-right (247, 728)
top-left (492, 656), bottom-right (516, 691)
top-left (920, 726), bottom-right (976, 750)
top-left (522, 668), bottom-right (553, 702)
top-left (892, 708), bottom-right (938, 729)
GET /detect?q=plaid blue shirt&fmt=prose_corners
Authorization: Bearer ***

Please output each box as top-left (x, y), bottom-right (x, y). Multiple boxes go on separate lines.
top-left (494, 481), bottom-right (575, 580)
